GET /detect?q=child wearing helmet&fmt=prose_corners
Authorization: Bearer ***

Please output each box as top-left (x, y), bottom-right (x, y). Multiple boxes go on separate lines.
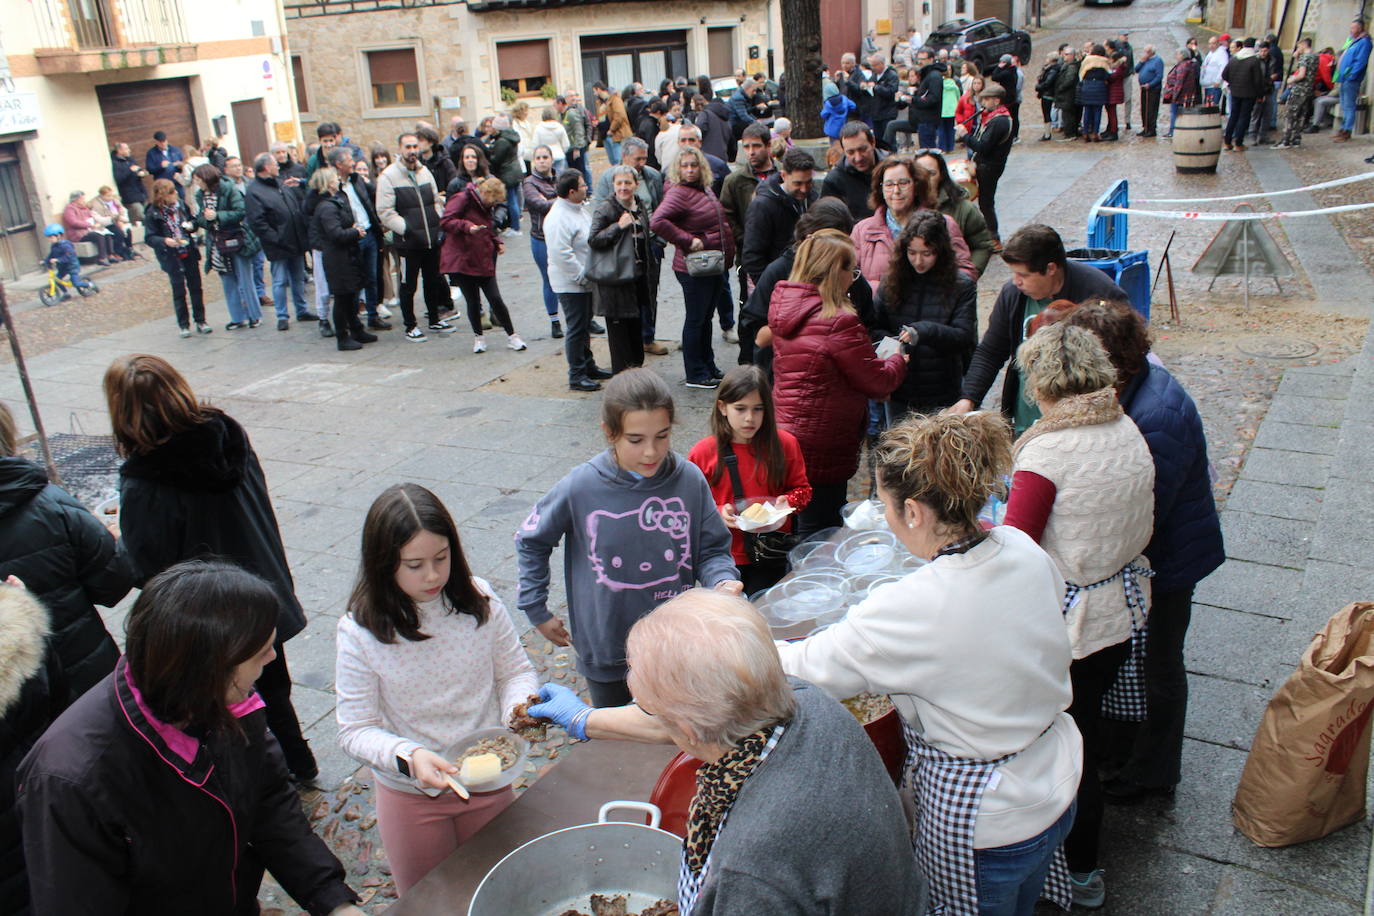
top-left (43, 225), bottom-right (94, 297)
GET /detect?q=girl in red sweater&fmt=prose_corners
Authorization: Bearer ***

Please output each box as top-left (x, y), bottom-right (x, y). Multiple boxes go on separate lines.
top-left (688, 366), bottom-right (812, 595)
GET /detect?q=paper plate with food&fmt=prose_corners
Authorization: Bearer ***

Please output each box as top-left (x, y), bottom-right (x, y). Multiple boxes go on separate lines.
top-left (734, 497), bottom-right (794, 533)
top-left (444, 728), bottom-right (530, 794)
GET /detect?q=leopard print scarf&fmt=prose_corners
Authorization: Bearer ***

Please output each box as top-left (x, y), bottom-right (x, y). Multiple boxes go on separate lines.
top-left (683, 726), bottom-right (773, 875)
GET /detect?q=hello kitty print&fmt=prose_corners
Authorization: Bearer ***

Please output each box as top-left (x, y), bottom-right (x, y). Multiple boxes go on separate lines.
top-left (586, 496), bottom-right (693, 591)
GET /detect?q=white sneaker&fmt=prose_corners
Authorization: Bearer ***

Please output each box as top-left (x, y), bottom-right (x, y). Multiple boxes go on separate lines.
top-left (376, 304), bottom-right (392, 319)
top-left (405, 327), bottom-right (427, 342)
top-left (428, 320), bottom-right (456, 334)
top-left (722, 328), bottom-right (738, 344)
top-left (507, 333), bottom-right (527, 351)
top-left (473, 336), bottom-right (487, 353)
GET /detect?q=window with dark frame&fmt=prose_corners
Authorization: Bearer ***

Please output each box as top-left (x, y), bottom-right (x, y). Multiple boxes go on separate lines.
top-left (366, 48), bottom-right (420, 108)
top-left (497, 39), bottom-right (553, 98)
top-left (0, 147), bottom-right (34, 233)
top-left (291, 55), bottom-right (310, 114)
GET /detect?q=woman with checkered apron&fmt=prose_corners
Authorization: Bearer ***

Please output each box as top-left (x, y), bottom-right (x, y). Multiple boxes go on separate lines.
top-left (1002, 323), bottom-right (1155, 910)
top-left (776, 411), bottom-right (1081, 916)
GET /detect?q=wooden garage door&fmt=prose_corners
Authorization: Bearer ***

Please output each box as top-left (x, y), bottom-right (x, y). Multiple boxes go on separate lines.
top-left (96, 78), bottom-right (198, 160)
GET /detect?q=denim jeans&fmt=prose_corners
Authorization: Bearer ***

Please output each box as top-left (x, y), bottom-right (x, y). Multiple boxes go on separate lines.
top-left (1267, 80), bottom-right (1281, 128)
top-left (716, 271), bottom-right (734, 330)
top-left (1340, 79), bottom-right (1360, 132)
top-left (252, 249), bottom-right (267, 299)
top-left (557, 290), bottom-right (594, 381)
top-left (270, 256), bottom-right (308, 320)
top-left (528, 236), bottom-right (561, 317)
top-left (1168, 103), bottom-right (1182, 134)
top-left (505, 185), bottom-right (522, 232)
top-left (605, 138), bottom-right (622, 165)
top-left (674, 270), bottom-right (724, 382)
top-left (357, 232), bottom-right (379, 319)
top-left (975, 802), bottom-right (1076, 915)
top-left (1081, 104), bottom-right (1103, 135)
top-left (1224, 96), bottom-right (1256, 143)
top-left (1203, 87), bottom-right (1223, 106)
top-left (220, 253), bottom-right (263, 323)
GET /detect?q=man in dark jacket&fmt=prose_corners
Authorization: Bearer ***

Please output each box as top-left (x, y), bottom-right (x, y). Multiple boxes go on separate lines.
top-left (144, 131), bottom-right (182, 183)
top-left (416, 125), bottom-right (457, 199)
top-left (328, 146), bottom-right (390, 331)
top-left (484, 117), bottom-right (525, 233)
top-left (960, 86), bottom-right (1014, 245)
top-left (1222, 44), bottom-right (1268, 149)
top-left (867, 54), bottom-right (902, 149)
top-left (110, 143), bottom-right (148, 223)
top-left (377, 132), bottom-right (453, 339)
top-left (741, 149), bottom-right (818, 288)
top-left (887, 50), bottom-right (943, 150)
top-left (246, 152), bottom-right (318, 330)
top-left (821, 122), bottom-right (886, 221)
top-left (1054, 46), bottom-right (1081, 139)
top-left (949, 224), bottom-right (1125, 434)
top-left (838, 53), bottom-right (876, 127)
top-left (991, 55), bottom-right (1021, 140)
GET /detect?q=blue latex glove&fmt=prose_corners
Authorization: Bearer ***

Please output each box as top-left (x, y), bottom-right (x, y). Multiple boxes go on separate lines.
top-left (528, 682), bottom-right (593, 741)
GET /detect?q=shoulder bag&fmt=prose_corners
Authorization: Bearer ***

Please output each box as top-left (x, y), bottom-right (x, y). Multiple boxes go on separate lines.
top-left (720, 446), bottom-right (798, 564)
top-left (684, 188), bottom-right (727, 277)
top-left (585, 206), bottom-right (638, 286)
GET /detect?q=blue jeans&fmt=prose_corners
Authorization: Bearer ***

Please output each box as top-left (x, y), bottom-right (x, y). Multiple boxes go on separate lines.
top-left (1081, 105), bottom-right (1102, 135)
top-left (270, 256), bottom-right (308, 320)
top-left (939, 118), bottom-right (956, 151)
top-left (528, 236), bottom-right (561, 317)
top-left (1267, 80), bottom-right (1282, 128)
top-left (975, 802), bottom-right (1076, 916)
top-left (675, 270), bottom-right (725, 382)
top-left (1340, 79), bottom-right (1361, 132)
top-left (1168, 103), bottom-right (1182, 133)
top-left (357, 232), bottom-right (379, 319)
top-left (220, 253), bottom-right (263, 323)
top-left (252, 249), bottom-right (267, 298)
top-left (1203, 87), bottom-right (1223, 106)
top-left (716, 271), bottom-right (734, 330)
top-left (505, 185), bottom-right (522, 232)
top-left (605, 138), bottom-right (622, 165)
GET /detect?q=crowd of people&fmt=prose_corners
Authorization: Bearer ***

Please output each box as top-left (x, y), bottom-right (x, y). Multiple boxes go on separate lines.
top-left (0, 29), bottom-right (1261, 914)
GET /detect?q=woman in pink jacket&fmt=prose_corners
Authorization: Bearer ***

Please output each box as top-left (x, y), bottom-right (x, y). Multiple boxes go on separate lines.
top-left (850, 157), bottom-right (974, 293)
top-left (439, 176), bottom-right (526, 353)
top-left (650, 147), bottom-right (735, 389)
top-left (61, 191), bottom-right (116, 264)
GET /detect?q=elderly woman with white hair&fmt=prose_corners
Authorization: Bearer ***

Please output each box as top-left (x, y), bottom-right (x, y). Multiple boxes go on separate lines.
top-left (774, 411), bottom-right (1082, 916)
top-left (998, 322), bottom-right (1154, 909)
top-left (531, 590), bottom-right (923, 915)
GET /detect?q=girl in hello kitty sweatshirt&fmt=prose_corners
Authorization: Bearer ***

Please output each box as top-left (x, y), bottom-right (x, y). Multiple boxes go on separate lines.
top-left (516, 369), bottom-right (739, 709)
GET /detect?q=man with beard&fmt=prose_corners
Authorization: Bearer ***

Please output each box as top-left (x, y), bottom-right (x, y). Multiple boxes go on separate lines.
top-left (375, 132), bottom-right (454, 341)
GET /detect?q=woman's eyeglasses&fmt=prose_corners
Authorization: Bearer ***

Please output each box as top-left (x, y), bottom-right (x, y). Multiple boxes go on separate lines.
top-left (882, 178), bottom-right (914, 190)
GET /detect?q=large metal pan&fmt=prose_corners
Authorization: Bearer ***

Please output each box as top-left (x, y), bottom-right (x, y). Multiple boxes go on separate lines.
top-left (468, 801), bottom-right (680, 916)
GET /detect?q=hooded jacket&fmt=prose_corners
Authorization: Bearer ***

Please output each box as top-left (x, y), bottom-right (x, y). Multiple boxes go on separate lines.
top-left (486, 128), bottom-right (525, 187)
top-left (439, 184), bottom-right (501, 277)
top-left (769, 281), bottom-right (906, 484)
top-left (420, 145), bottom-right (457, 196)
top-left (1, 586), bottom-right (63, 916)
top-left (742, 173), bottom-right (819, 281)
top-left (1119, 362), bottom-right (1224, 592)
top-left (910, 62), bottom-right (947, 125)
top-left (936, 184), bottom-right (995, 275)
top-left (1077, 55), bottom-right (1112, 105)
top-left (117, 411), bottom-right (306, 643)
top-left (17, 658), bottom-right (358, 915)
top-left (515, 450), bottom-right (737, 681)
top-left (820, 149), bottom-right (886, 222)
top-left (0, 457), bottom-right (132, 698)
top-left (1053, 57), bottom-right (1081, 109)
top-left (822, 93), bottom-right (858, 139)
top-left (245, 175), bottom-right (308, 261)
top-left (1223, 48), bottom-right (1269, 98)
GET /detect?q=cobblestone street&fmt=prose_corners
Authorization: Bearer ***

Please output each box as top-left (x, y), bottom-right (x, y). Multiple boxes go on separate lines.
top-left (5, 0), bottom-right (1374, 909)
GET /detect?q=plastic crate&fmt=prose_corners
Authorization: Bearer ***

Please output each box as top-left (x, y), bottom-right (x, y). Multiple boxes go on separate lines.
top-left (1066, 248), bottom-right (1151, 322)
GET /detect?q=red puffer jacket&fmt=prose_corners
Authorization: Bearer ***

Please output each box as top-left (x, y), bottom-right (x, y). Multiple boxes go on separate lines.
top-left (769, 281), bottom-right (907, 485)
top-left (650, 183), bottom-right (734, 273)
top-left (439, 184), bottom-right (499, 276)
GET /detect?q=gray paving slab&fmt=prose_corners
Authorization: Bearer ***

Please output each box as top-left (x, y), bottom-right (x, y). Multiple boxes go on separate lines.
top-left (1298, 561), bottom-right (1374, 625)
top-left (1328, 421), bottom-right (1374, 485)
top-left (1277, 370), bottom-right (1354, 400)
top-left (1224, 478), bottom-right (1325, 523)
top-left (1252, 419), bottom-right (1341, 455)
top-left (1186, 604), bottom-right (1302, 685)
top-left (302, 714), bottom-right (356, 791)
top-left (1262, 394), bottom-right (1347, 429)
top-left (1185, 673), bottom-right (1275, 750)
top-left (286, 612), bottom-right (344, 693)
top-left (1218, 510), bottom-right (1315, 569)
top-left (1286, 360), bottom-right (1358, 377)
top-left (1237, 447), bottom-right (1332, 489)
top-left (1192, 558), bottom-right (1306, 620)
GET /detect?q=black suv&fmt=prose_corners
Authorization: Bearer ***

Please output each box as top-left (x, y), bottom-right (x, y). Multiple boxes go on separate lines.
top-left (925, 18), bottom-right (1033, 75)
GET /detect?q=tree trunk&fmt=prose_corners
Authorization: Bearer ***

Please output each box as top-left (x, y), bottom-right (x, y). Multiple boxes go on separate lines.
top-left (780, 0), bottom-right (824, 138)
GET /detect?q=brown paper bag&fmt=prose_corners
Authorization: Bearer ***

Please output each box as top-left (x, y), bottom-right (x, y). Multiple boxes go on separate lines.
top-left (1233, 602), bottom-right (1374, 847)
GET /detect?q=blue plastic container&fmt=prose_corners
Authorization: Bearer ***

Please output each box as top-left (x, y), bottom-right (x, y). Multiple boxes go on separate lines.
top-left (1074, 178), bottom-right (1151, 321)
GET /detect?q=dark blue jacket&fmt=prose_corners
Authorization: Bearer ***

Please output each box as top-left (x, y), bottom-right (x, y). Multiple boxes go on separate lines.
top-left (1119, 362), bottom-right (1224, 592)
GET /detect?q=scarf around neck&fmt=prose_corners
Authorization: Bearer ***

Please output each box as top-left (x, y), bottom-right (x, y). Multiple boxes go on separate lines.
top-left (684, 725), bottom-right (774, 875)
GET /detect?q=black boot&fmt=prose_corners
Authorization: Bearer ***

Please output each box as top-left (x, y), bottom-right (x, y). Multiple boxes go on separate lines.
top-left (337, 334), bottom-right (362, 351)
top-left (551, 319), bottom-right (564, 338)
top-left (320, 320), bottom-right (335, 338)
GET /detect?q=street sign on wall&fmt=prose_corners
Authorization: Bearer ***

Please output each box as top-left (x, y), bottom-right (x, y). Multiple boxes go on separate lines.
top-left (0, 93), bottom-right (41, 136)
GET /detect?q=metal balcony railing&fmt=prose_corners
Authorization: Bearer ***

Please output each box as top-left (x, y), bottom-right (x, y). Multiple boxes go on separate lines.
top-left (30, 0), bottom-right (189, 51)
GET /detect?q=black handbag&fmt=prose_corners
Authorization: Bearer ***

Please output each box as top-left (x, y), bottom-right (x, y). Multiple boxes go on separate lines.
top-left (212, 225), bottom-right (246, 256)
top-left (721, 448), bottom-right (798, 565)
top-left (586, 207), bottom-right (638, 286)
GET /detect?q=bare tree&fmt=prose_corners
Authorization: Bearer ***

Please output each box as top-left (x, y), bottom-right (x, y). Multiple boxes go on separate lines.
top-left (780, 0), bottom-right (823, 137)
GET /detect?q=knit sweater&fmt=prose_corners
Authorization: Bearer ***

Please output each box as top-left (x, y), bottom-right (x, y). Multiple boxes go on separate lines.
top-left (776, 526), bottom-right (1082, 849)
top-left (1011, 389), bottom-right (1155, 659)
top-left (334, 577), bottom-right (539, 795)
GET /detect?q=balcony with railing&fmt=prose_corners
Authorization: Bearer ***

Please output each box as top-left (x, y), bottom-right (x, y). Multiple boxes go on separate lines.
top-left (30, 0), bottom-right (196, 74)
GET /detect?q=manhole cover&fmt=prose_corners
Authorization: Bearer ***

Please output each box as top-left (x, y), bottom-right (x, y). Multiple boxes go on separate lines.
top-left (1236, 338), bottom-right (1319, 359)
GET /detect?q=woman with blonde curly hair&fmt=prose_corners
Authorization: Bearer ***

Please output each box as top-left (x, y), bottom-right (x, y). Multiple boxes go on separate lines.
top-left (776, 410), bottom-right (1080, 915)
top-left (1003, 322), bottom-right (1155, 909)
top-left (650, 146), bottom-right (734, 388)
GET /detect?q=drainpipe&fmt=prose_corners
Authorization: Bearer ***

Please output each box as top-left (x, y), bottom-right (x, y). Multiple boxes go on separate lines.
top-left (273, 0), bottom-right (304, 150)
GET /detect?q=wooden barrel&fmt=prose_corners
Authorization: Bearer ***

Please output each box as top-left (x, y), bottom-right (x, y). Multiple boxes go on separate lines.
top-left (1173, 106), bottom-right (1223, 174)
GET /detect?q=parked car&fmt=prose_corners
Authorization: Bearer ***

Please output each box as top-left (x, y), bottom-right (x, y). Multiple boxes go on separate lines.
top-left (925, 18), bottom-right (1033, 74)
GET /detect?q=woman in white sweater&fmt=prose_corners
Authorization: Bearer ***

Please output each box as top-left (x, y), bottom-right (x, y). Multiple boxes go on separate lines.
top-left (1003, 322), bottom-right (1154, 909)
top-left (531, 106), bottom-right (571, 169)
top-left (335, 484), bottom-right (538, 894)
top-left (776, 413), bottom-right (1080, 916)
